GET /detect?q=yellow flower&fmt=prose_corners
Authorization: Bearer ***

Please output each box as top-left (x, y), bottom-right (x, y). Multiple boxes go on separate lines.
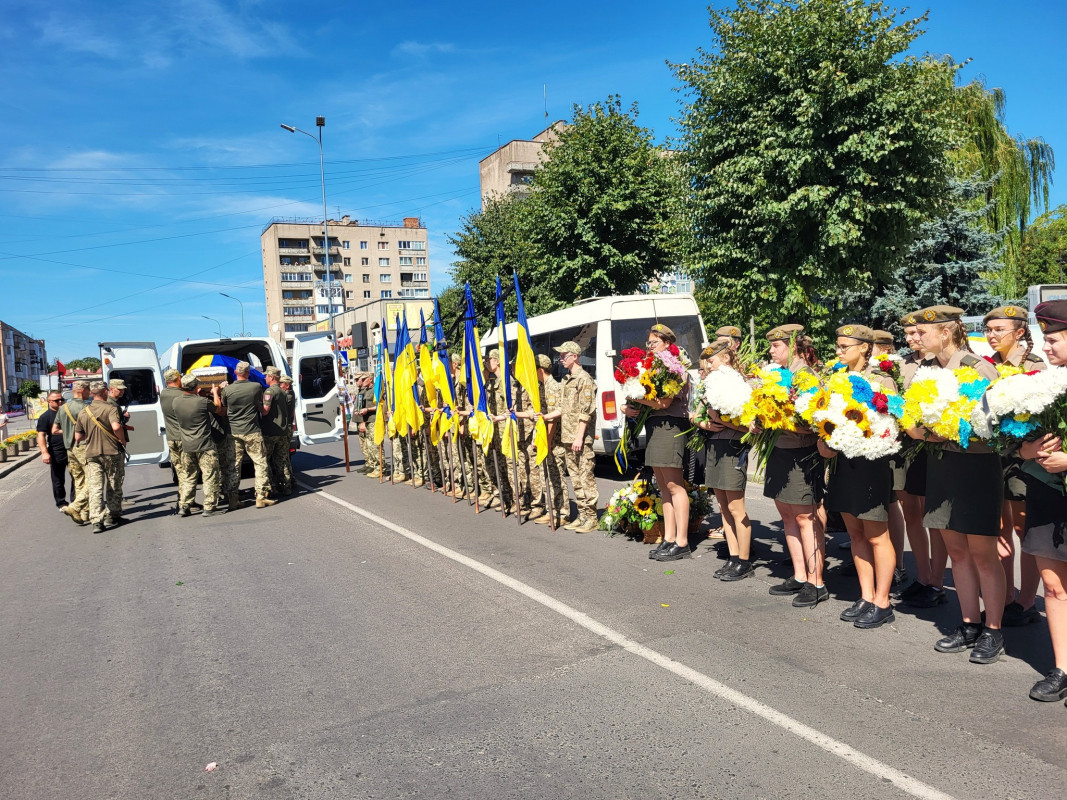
top-left (816, 418), bottom-right (837, 439)
top-left (634, 497), bottom-right (655, 516)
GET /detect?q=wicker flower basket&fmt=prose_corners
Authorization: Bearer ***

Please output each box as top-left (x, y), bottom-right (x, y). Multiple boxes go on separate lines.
top-left (642, 519), bottom-right (665, 544)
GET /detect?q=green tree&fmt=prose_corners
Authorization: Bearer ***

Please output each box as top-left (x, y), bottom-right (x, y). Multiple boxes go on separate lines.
top-left (1015, 205), bottom-right (1067, 288)
top-left (18, 380), bottom-right (41, 399)
top-left (527, 96), bottom-right (683, 306)
top-left (950, 79), bottom-right (1055, 294)
top-left (66, 357), bottom-right (102, 372)
top-left (674, 0), bottom-right (958, 342)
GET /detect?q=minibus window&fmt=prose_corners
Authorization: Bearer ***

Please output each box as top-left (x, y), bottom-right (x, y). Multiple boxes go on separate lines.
top-left (108, 369), bottom-right (158, 406)
top-left (299, 356), bottom-right (336, 400)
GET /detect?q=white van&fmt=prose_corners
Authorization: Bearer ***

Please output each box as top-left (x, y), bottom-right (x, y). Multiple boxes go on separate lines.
top-left (481, 293), bottom-right (709, 455)
top-left (99, 333), bottom-right (344, 467)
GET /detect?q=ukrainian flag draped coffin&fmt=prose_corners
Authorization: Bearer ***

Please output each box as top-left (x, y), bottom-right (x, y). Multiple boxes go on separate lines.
top-left (187, 354), bottom-right (267, 386)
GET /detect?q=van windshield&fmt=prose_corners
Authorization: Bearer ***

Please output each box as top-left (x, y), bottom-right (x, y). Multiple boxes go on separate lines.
top-left (611, 315), bottom-right (705, 365)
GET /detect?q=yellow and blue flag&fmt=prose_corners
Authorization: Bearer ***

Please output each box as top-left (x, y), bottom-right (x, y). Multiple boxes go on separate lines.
top-left (463, 283), bottom-right (494, 453)
top-left (512, 272), bottom-right (549, 465)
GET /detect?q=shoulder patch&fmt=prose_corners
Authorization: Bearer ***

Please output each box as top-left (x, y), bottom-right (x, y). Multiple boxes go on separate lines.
top-left (959, 354), bottom-right (980, 367)
top-left (1026, 353), bottom-right (1044, 363)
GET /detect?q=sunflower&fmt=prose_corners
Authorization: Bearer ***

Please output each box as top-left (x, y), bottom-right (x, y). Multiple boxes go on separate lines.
top-left (816, 418), bottom-right (837, 439)
top-left (634, 496), bottom-right (655, 516)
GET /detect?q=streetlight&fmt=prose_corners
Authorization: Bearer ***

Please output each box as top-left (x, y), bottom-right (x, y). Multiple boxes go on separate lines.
top-left (280, 117), bottom-right (335, 342)
top-left (220, 292), bottom-right (248, 336)
top-left (202, 315), bottom-right (223, 338)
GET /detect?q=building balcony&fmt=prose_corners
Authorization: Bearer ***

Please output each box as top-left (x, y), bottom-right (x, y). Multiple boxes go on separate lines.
top-left (400, 280), bottom-right (429, 288)
top-left (310, 246), bottom-right (340, 256)
top-left (278, 247), bottom-right (309, 255)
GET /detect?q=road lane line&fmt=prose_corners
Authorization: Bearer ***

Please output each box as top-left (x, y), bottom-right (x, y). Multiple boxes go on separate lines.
top-left (305, 482), bottom-right (958, 800)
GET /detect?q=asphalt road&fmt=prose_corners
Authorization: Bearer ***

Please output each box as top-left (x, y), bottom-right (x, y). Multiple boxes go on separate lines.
top-left (1, 442), bottom-right (1064, 800)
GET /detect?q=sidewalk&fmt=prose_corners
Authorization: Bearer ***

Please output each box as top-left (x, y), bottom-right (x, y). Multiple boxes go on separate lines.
top-left (0, 413), bottom-right (42, 479)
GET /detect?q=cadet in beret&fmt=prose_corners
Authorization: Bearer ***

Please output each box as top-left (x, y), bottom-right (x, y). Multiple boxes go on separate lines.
top-left (1018, 299), bottom-right (1067, 703)
top-left (983, 305), bottom-right (1046, 628)
top-left (819, 325), bottom-right (897, 628)
top-left (871, 330), bottom-right (896, 355)
top-left (762, 323), bottom-right (827, 607)
top-left (716, 325), bottom-right (744, 352)
top-left (907, 305), bottom-right (1006, 663)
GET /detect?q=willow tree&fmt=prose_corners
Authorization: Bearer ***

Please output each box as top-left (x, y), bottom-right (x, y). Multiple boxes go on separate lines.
top-left (674, 0), bottom-right (958, 342)
top-left (950, 78), bottom-right (1055, 296)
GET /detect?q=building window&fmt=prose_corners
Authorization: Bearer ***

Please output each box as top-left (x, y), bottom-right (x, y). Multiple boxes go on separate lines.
top-left (412, 272), bottom-right (428, 282)
top-left (377, 241), bottom-right (389, 250)
top-left (284, 306), bottom-right (313, 316)
top-left (363, 290), bottom-right (371, 299)
top-left (379, 273), bottom-right (392, 283)
top-left (285, 323), bottom-right (311, 332)
top-left (344, 273), bottom-right (353, 283)
top-left (399, 256), bottom-right (413, 266)
top-left (380, 290), bottom-right (392, 299)
top-left (342, 240), bottom-right (350, 249)
top-left (397, 240), bottom-right (425, 250)
top-left (343, 257), bottom-right (351, 267)
top-left (359, 241), bottom-right (367, 249)
top-left (278, 238), bottom-right (308, 249)
top-left (362, 274), bottom-right (370, 283)
top-left (281, 272), bottom-right (313, 282)
top-left (361, 257), bottom-right (369, 266)
top-left (379, 258), bottom-right (389, 267)
top-left (346, 290), bottom-right (353, 298)
top-left (416, 257), bottom-right (426, 266)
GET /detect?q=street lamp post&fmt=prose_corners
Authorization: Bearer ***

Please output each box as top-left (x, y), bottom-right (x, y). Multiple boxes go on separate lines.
top-left (202, 316), bottom-right (223, 338)
top-left (220, 292), bottom-right (247, 336)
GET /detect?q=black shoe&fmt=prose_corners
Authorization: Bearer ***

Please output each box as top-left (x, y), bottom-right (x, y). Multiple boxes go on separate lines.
top-left (889, 568), bottom-right (908, 599)
top-left (934, 623), bottom-right (982, 653)
top-left (769, 576), bottom-right (805, 596)
top-left (108, 516), bottom-right (127, 528)
top-left (178, 506), bottom-right (191, 518)
top-left (655, 543), bottom-right (692, 561)
top-left (905, 584), bottom-right (947, 608)
top-left (649, 540), bottom-right (670, 559)
top-left (792, 583), bottom-right (829, 608)
top-left (721, 561), bottom-right (755, 582)
top-left (714, 559), bottom-right (738, 578)
top-left (840, 599), bottom-right (874, 622)
top-left (898, 580), bottom-right (924, 600)
top-left (1029, 668), bottom-right (1067, 702)
top-left (969, 629), bottom-right (1005, 664)
top-left (854, 603), bottom-right (895, 629)
top-left (92, 523), bottom-right (105, 534)
top-left (1002, 601), bottom-right (1040, 627)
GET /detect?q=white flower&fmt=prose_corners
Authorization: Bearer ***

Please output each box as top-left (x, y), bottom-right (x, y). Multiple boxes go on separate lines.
top-left (701, 366), bottom-right (752, 418)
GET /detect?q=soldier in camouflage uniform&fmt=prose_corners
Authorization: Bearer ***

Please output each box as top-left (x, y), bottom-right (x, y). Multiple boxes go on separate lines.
top-left (261, 366), bottom-right (292, 496)
top-left (74, 382), bottom-right (125, 534)
top-left (354, 374), bottom-right (377, 476)
top-left (173, 374), bottom-right (224, 516)
top-left (414, 369), bottom-right (442, 488)
top-left (525, 354), bottom-right (566, 524)
top-left (553, 341), bottom-right (599, 533)
top-left (278, 374), bottom-right (297, 484)
top-left (158, 369), bottom-right (188, 514)
top-left (479, 350), bottom-right (514, 511)
top-left (498, 360), bottom-right (535, 516)
top-left (221, 361), bottom-right (275, 508)
top-left (53, 380), bottom-right (92, 526)
top-left (449, 354), bottom-right (475, 498)
top-left (105, 379), bottom-right (131, 524)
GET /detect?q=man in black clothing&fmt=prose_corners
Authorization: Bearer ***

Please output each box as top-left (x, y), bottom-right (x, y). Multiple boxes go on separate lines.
top-left (36, 390), bottom-right (71, 508)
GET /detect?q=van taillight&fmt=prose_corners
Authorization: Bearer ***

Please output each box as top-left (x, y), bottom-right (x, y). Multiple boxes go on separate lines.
top-left (602, 391), bottom-right (617, 421)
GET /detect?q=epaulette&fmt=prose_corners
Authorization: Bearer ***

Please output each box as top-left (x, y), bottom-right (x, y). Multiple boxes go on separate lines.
top-left (1026, 353), bottom-right (1044, 364)
top-left (959, 354), bottom-right (981, 367)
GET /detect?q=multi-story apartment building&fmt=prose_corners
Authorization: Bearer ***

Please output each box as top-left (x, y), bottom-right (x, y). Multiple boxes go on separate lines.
top-left (478, 122), bottom-right (563, 208)
top-left (1, 320), bottom-right (47, 407)
top-left (261, 215), bottom-right (430, 355)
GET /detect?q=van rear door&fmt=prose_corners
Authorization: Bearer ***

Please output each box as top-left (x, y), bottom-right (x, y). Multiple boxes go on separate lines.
top-left (98, 341), bottom-right (168, 465)
top-left (291, 332), bottom-right (343, 445)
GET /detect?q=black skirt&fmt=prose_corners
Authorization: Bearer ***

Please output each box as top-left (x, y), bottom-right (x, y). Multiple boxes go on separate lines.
top-left (903, 447), bottom-right (928, 496)
top-left (643, 416), bottom-right (687, 469)
top-left (705, 437), bottom-right (749, 493)
top-left (1023, 474), bottom-right (1067, 561)
top-left (1002, 454), bottom-right (1027, 503)
top-left (923, 450), bottom-right (1003, 536)
top-left (825, 455), bottom-right (893, 522)
top-left (763, 445), bottom-right (824, 506)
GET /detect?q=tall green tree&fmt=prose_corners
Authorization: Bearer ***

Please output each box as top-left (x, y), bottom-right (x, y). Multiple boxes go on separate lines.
top-left (674, 0), bottom-right (958, 342)
top-left (1015, 205), bottom-right (1067, 288)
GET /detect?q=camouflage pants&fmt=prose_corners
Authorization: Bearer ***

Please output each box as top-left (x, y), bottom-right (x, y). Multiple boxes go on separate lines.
top-left (413, 428), bottom-right (442, 484)
top-left (168, 439), bottom-right (188, 507)
top-left (359, 418), bottom-right (380, 471)
top-left (180, 446), bottom-right (221, 511)
top-left (528, 442), bottom-right (565, 513)
top-left (391, 434), bottom-right (412, 479)
top-left (479, 433), bottom-right (513, 505)
top-left (67, 444), bottom-right (89, 517)
top-left (452, 433), bottom-right (477, 496)
top-left (564, 439), bottom-right (598, 521)
top-left (233, 432), bottom-right (270, 499)
top-left (505, 433), bottom-right (533, 509)
top-left (264, 435), bottom-right (292, 494)
top-left (217, 434), bottom-right (238, 496)
top-left (84, 453), bottom-right (123, 525)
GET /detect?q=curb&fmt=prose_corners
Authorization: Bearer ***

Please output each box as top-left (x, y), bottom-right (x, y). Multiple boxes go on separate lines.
top-left (0, 451), bottom-right (41, 480)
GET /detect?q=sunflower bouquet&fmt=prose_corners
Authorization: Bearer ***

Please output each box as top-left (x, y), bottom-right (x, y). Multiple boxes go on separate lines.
top-left (900, 365), bottom-right (993, 449)
top-left (739, 366), bottom-right (820, 476)
top-left (599, 477), bottom-right (664, 535)
top-left (613, 344), bottom-right (691, 472)
top-left (798, 371), bottom-right (904, 460)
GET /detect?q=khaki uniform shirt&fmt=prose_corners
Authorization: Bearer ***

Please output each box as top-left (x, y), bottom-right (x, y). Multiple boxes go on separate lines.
top-left (222, 380), bottom-right (263, 436)
top-left (994, 348), bottom-right (1046, 371)
top-left (55, 397), bottom-right (89, 451)
top-left (559, 367), bottom-right (597, 443)
top-left (75, 399), bottom-right (122, 458)
top-left (543, 375), bottom-right (563, 446)
top-left (159, 386), bottom-right (183, 441)
top-left (172, 394), bottom-right (216, 453)
top-left (261, 385), bottom-right (288, 437)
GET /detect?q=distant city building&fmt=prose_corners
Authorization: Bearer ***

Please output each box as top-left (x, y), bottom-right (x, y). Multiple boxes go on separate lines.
top-left (0, 321), bottom-right (47, 405)
top-left (261, 215), bottom-right (431, 355)
top-left (478, 122), bottom-right (564, 208)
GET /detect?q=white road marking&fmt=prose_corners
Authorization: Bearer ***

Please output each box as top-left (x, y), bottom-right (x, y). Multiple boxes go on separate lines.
top-left (304, 482), bottom-right (958, 800)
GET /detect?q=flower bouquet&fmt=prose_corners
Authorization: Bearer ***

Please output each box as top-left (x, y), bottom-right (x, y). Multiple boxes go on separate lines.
top-left (613, 344), bottom-right (690, 472)
top-left (700, 366), bottom-right (752, 426)
top-left (799, 371), bottom-right (903, 460)
top-left (872, 353), bottom-right (906, 394)
top-left (740, 366), bottom-right (819, 476)
top-left (599, 477), bottom-right (664, 539)
top-left (900, 365), bottom-right (993, 449)
top-left (687, 483), bottom-right (713, 531)
top-left (971, 367), bottom-right (1067, 447)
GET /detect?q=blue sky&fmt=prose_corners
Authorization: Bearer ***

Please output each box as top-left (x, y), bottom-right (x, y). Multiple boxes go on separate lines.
top-left (2, 0), bottom-right (1064, 363)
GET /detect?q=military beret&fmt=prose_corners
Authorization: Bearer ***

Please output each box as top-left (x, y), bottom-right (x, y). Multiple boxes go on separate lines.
top-left (163, 369), bottom-right (181, 382)
top-left (108, 379), bottom-right (126, 390)
top-left (278, 375), bottom-right (293, 384)
top-left (554, 341), bottom-right (583, 355)
top-left (89, 381), bottom-right (106, 393)
top-left (180, 374), bottom-right (200, 389)
top-left (1035, 300), bottom-right (1067, 334)
top-left (264, 366), bottom-right (281, 377)
top-left (715, 325), bottom-right (743, 339)
top-left (872, 330), bottom-right (895, 346)
top-left (915, 305), bottom-right (964, 324)
top-left (899, 311), bottom-right (922, 327)
top-left (983, 305), bottom-right (1029, 325)
top-left (765, 323), bottom-right (804, 342)
top-left (536, 354), bottom-right (552, 369)
top-left (235, 361), bottom-right (251, 374)
top-left (701, 340), bottom-right (731, 360)
top-left (649, 323), bottom-right (676, 342)
top-left (835, 324), bottom-right (875, 343)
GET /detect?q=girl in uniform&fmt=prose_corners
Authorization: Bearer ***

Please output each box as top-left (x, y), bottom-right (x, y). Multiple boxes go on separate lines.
top-left (761, 324), bottom-right (827, 607)
top-left (628, 324), bottom-right (692, 562)
top-left (818, 325), bottom-right (896, 628)
top-left (897, 311), bottom-right (949, 608)
top-left (872, 329), bottom-right (909, 595)
top-left (984, 305), bottom-right (1046, 628)
top-left (1018, 300), bottom-right (1067, 705)
top-left (905, 306), bottom-right (1005, 663)
top-left (691, 340), bottom-right (753, 581)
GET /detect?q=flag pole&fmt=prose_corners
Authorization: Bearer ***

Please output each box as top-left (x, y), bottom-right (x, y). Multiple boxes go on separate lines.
top-left (510, 420), bottom-right (522, 527)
